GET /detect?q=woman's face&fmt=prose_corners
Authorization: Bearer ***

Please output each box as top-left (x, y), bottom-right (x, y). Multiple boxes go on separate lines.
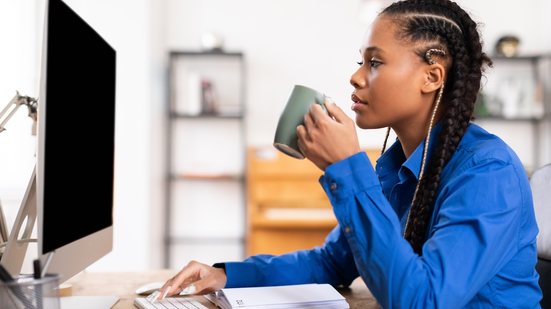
top-left (350, 16), bottom-right (429, 130)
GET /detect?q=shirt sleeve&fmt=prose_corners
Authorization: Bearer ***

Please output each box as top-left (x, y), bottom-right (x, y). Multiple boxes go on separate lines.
top-left (320, 151), bottom-right (529, 308)
top-left (223, 225), bottom-right (359, 288)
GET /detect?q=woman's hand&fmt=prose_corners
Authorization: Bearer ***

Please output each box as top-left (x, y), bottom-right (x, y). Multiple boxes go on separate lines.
top-left (156, 260), bottom-right (227, 300)
top-left (297, 101), bottom-right (361, 171)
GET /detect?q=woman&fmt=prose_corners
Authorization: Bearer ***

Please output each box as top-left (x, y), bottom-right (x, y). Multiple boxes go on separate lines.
top-left (158, 0), bottom-right (542, 307)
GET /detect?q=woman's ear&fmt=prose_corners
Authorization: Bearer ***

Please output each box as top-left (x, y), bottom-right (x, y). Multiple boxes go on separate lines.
top-left (421, 63), bottom-right (445, 94)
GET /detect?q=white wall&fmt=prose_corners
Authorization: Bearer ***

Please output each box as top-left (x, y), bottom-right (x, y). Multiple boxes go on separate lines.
top-left (1, 0), bottom-right (550, 274)
top-left (459, 0), bottom-right (549, 55)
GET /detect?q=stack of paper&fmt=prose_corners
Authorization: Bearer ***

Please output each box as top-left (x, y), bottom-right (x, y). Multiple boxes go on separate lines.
top-left (204, 283), bottom-right (349, 309)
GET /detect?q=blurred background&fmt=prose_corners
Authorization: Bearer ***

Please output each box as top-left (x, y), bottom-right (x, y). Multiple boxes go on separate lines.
top-left (1, 0), bottom-right (550, 274)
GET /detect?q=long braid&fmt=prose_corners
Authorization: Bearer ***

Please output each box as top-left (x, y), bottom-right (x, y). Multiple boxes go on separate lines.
top-left (381, 0), bottom-right (492, 254)
top-left (407, 16), bottom-right (471, 252)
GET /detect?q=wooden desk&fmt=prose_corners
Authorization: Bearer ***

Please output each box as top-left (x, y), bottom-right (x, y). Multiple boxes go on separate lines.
top-left (65, 270), bottom-right (380, 308)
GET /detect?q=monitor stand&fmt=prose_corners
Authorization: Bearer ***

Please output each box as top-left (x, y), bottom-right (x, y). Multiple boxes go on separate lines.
top-left (60, 295), bottom-right (119, 309)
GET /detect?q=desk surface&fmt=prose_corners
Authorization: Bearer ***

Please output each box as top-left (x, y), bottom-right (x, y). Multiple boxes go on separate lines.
top-left (66, 270), bottom-right (380, 308)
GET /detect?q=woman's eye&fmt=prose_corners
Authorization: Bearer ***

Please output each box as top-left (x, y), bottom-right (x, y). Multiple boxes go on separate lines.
top-left (356, 61), bottom-right (364, 66)
top-left (368, 58), bottom-right (382, 68)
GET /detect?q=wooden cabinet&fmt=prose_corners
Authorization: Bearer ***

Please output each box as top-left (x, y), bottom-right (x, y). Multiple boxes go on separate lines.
top-left (246, 147), bottom-right (379, 256)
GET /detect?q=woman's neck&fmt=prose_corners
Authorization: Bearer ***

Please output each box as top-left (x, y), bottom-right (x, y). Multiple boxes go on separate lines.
top-left (394, 112), bottom-right (443, 158)
top-left (394, 128), bottom-right (424, 158)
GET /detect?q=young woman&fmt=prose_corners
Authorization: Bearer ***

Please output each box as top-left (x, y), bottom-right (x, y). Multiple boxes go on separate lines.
top-left (158, 0), bottom-right (543, 307)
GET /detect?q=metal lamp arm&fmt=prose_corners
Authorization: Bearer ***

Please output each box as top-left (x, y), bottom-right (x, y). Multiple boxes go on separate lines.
top-left (0, 91), bottom-right (38, 134)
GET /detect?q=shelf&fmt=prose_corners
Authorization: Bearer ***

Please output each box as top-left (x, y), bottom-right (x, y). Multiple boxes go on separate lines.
top-left (491, 54), bottom-right (551, 61)
top-left (251, 217), bottom-right (338, 229)
top-left (474, 54), bottom-right (549, 122)
top-left (473, 53), bottom-right (551, 172)
top-left (170, 173), bottom-right (244, 181)
top-left (169, 51), bottom-right (244, 118)
top-left (167, 236), bottom-right (245, 244)
top-left (170, 50), bottom-right (244, 57)
top-left (473, 116), bottom-right (542, 121)
top-left (170, 112), bottom-right (244, 119)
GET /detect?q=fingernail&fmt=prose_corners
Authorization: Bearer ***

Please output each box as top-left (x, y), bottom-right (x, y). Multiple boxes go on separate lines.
top-left (147, 291), bottom-right (160, 303)
top-left (161, 286), bottom-right (170, 300)
top-left (179, 283), bottom-right (196, 295)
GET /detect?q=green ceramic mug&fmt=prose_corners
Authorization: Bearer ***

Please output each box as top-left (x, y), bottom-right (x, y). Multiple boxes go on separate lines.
top-left (273, 84), bottom-right (328, 159)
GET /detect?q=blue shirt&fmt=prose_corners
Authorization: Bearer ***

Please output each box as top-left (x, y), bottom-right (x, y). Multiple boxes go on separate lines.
top-left (223, 123), bottom-right (542, 308)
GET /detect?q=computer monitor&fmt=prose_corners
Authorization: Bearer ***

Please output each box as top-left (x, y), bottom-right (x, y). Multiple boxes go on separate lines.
top-left (37, 0), bottom-right (116, 283)
top-left (0, 0), bottom-right (116, 283)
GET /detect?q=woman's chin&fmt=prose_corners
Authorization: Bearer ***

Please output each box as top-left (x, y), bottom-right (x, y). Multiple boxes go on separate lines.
top-left (355, 117), bottom-right (378, 130)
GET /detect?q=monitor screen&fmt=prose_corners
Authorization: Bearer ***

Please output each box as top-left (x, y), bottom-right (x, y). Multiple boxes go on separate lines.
top-left (36, 0), bottom-right (116, 282)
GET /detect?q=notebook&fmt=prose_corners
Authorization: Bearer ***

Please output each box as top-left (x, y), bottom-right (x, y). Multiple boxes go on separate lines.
top-left (203, 283), bottom-right (349, 309)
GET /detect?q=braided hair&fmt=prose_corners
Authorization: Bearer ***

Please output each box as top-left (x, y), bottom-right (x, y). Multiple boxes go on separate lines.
top-left (380, 0), bottom-right (492, 254)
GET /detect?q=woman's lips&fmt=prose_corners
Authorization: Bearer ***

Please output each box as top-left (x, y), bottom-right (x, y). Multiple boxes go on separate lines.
top-left (351, 94), bottom-right (367, 111)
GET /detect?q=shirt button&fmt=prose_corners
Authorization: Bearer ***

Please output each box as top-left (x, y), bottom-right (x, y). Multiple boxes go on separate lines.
top-left (330, 183), bottom-right (337, 191)
top-left (344, 226), bottom-right (351, 233)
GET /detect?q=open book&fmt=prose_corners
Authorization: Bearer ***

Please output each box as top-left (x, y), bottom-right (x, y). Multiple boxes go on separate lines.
top-left (204, 283), bottom-right (349, 309)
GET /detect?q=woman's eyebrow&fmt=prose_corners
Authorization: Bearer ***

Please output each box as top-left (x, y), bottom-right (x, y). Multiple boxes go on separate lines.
top-left (360, 46), bottom-right (383, 56)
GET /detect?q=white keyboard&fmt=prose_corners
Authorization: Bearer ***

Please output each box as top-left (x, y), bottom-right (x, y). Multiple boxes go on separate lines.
top-left (134, 297), bottom-right (208, 309)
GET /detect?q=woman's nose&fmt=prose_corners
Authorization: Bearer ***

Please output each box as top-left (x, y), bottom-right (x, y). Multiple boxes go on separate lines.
top-left (350, 68), bottom-right (366, 89)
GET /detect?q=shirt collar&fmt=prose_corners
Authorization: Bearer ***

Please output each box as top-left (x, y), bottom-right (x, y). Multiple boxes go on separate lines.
top-left (377, 121), bottom-right (443, 181)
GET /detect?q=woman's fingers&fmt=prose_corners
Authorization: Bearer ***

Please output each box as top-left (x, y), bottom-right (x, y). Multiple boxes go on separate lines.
top-left (303, 109), bottom-right (315, 131)
top-left (324, 101), bottom-right (348, 124)
top-left (156, 260), bottom-right (227, 301)
top-left (191, 269), bottom-right (226, 294)
top-left (158, 261), bottom-right (201, 298)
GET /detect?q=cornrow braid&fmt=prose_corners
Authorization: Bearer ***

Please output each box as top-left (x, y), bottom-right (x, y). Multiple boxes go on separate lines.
top-left (381, 0), bottom-right (492, 254)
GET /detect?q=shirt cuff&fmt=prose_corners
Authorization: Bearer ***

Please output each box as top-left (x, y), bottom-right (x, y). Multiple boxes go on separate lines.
top-left (320, 151), bottom-right (379, 199)
top-left (212, 262), bottom-right (226, 273)
top-left (223, 261), bottom-right (263, 288)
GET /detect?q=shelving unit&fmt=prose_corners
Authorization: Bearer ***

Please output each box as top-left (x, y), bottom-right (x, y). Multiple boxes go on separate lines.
top-left (164, 51), bottom-right (246, 268)
top-left (473, 54), bottom-right (551, 172)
